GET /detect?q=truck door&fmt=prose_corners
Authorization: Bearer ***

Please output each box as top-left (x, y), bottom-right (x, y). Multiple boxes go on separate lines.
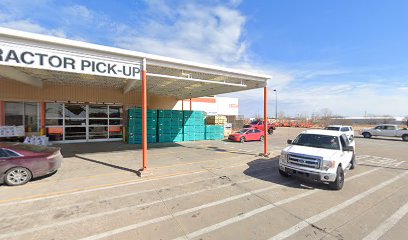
top-left (340, 135), bottom-right (353, 169)
top-left (373, 125), bottom-right (384, 136)
top-left (383, 125), bottom-right (397, 137)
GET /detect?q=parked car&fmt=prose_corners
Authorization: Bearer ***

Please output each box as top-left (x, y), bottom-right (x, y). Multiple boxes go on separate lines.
top-left (324, 125), bottom-right (354, 140)
top-left (278, 130), bottom-right (356, 190)
top-left (228, 128), bottom-right (265, 143)
top-left (243, 120), bottom-right (276, 134)
top-left (0, 143), bottom-right (63, 186)
top-left (360, 124), bottom-right (408, 141)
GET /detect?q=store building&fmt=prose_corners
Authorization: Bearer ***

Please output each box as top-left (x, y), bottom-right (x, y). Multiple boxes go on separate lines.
top-left (0, 27), bottom-right (271, 168)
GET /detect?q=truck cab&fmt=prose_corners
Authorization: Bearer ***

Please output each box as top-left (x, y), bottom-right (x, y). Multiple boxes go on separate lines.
top-left (361, 124), bottom-right (408, 141)
top-left (244, 119), bottom-right (276, 134)
top-left (278, 130), bottom-right (356, 190)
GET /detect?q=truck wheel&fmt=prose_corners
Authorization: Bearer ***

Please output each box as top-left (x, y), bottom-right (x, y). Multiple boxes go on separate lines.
top-left (279, 169), bottom-right (289, 177)
top-left (350, 153), bottom-right (356, 170)
top-left (268, 128), bottom-right (273, 135)
top-left (362, 132), bottom-right (371, 138)
top-left (240, 137), bottom-right (245, 143)
top-left (402, 135), bottom-right (408, 142)
top-left (329, 166), bottom-right (344, 190)
top-left (260, 136), bottom-right (264, 142)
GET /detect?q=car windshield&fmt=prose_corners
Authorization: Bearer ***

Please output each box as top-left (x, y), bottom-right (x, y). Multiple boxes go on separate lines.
top-left (292, 134), bottom-right (340, 150)
top-left (325, 127), bottom-right (340, 131)
top-left (235, 129), bottom-right (248, 134)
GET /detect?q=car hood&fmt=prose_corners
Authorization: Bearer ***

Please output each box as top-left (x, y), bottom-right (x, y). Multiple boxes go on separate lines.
top-left (283, 145), bottom-right (339, 160)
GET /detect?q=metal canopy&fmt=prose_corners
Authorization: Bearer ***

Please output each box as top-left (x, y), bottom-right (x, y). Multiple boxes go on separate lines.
top-left (0, 27), bottom-right (270, 99)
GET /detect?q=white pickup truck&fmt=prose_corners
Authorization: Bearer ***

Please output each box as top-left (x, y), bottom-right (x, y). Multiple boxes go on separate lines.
top-left (279, 130), bottom-right (356, 190)
top-left (360, 124), bottom-right (408, 141)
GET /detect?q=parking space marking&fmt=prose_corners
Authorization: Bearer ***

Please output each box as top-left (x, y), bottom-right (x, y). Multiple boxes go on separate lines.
top-left (0, 172), bottom-right (284, 239)
top-left (170, 168), bottom-right (381, 240)
top-left (70, 168), bottom-right (379, 240)
top-left (268, 171), bottom-right (408, 240)
top-left (0, 158), bottom-right (275, 207)
top-left (357, 155), bottom-right (406, 168)
top-left (6, 168), bottom-right (275, 221)
top-left (362, 200), bottom-right (408, 240)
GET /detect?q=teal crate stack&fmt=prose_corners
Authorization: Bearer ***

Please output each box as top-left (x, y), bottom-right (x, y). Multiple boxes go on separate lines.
top-left (158, 110), bottom-right (184, 142)
top-left (205, 125), bottom-right (225, 140)
top-left (183, 110), bottom-right (205, 141)
top-left (127, 108), bottom-right (158, 144)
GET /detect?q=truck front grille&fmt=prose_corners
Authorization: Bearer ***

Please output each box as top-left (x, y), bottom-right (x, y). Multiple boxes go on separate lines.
top-left (288, 153), bottom-right (321, 169)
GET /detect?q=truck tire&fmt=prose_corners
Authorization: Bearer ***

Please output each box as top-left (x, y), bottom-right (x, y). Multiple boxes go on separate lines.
top-left (268, 128), bottom-right (273, 135)
top-left (362, 132), bottom-right (372, 138)
top-left (402, 135), bottom-right (408, 142)
top-left (329, 166), bottom-right (344, 190)
top-left (279, 169), bottom-right (289, 177)
top-left (349, 153), bottom-right (356, 170)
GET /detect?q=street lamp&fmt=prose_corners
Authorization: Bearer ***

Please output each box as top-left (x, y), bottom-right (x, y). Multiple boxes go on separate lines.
top-left (273, 89), bottom-right (277, 119)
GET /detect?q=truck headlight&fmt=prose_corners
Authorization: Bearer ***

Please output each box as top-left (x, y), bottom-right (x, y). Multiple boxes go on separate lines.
top-left (280, 151), bottom-right (288, 163)
top-left (322, 160), bottom-right (335, 170)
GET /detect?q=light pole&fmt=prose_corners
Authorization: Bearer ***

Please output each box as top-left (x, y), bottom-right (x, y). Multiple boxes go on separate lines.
top-left (273, 89), bottom-right (277, 119)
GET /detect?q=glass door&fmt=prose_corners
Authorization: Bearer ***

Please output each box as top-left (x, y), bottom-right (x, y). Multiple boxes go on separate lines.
top-left (88, 105), bottom-right (109, 141)
top-left (64, 104), bottom-right (87, 142)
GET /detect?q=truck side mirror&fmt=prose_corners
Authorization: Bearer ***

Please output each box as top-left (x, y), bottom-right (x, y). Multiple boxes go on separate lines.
top-left (287, 139), bottom-right (292, 144)
top-left (343, 146), bottom-right (354, 151)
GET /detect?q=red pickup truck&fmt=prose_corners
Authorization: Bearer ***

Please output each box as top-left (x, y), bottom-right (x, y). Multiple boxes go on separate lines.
top-left (244, 120), bottom-right (277, 134)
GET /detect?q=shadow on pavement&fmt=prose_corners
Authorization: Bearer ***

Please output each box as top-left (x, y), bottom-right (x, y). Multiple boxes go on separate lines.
top-left (75, 155), bottom-right (141, 175)
top-left (57, 141), bottom-right (183, 158)
top-left (243, 157), bottom-right (332, 190)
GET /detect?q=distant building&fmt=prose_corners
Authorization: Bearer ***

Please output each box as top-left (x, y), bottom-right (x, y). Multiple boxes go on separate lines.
top-left (330, 116), bottom-right (407, 125)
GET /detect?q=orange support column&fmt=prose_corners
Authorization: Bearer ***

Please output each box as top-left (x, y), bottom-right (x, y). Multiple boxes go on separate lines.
top-left (41, 102), bottom-right (46, 136)
top-left (142, 58), bottom-right (148, 170)
top-left (181, 100), bottom-right (184, 111)
top-left (189, 98), bottom-right (192, 110)
top-left (264, 87), bottom-right (269, 156)
top-left (0, 101), bottom-right (4, 126)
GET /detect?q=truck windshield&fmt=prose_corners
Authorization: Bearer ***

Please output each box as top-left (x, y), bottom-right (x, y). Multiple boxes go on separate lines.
top-left (325, 127), bottom-right (340, 131)
top-left (250, 120), bottom-right (260, 124)
top-left (292, 134), bottom-right (340, 150)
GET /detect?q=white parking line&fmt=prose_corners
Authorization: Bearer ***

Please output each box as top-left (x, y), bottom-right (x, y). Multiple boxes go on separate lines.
top-left (362, 200), bottom-right (408, 240)
top-left (268, 171), bottom-right (408, 240)
top-left (77, 168), bottom-right (379, 240)
top-left (0, 172), bottom-right (283, 239)
top-left (0, 160), bottom-right (270, 208)
top-left (171, 168), bottom-right (380, 240)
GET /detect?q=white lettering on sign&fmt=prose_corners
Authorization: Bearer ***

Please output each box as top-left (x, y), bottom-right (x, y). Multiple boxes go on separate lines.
top-left (0, 42), bottom-right (141, 80)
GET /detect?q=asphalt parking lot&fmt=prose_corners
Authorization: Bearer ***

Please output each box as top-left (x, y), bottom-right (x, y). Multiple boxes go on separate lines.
top-left (1, 128), bottom-right (407, 240)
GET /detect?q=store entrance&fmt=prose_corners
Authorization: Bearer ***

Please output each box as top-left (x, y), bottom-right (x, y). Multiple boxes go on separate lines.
top-left (46, 103), bottom-right (123, 143)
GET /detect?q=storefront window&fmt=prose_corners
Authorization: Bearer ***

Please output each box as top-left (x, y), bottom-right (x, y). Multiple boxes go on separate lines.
top-left (46, 103), bottom-right (63, 118)
top-left (5, 102), bottom-right (24, 126)
top-left (4, 102), bottom-right (39, 133)
top-left (89, 105), bottom-right (108, 118)
top-left (109, 106), bottom-right (122, 118)
top-left (24, 103), bottom-right (39, 132)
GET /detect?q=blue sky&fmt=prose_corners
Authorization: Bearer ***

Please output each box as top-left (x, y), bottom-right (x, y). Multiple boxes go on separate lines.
top-left (0, 0), bottom-right (407, 117)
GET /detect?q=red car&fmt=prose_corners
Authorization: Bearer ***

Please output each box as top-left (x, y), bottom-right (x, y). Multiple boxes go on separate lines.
top-left (0, 143), bottom-right (63, 186)
top-left (228, 128), bottom-right (265, 143)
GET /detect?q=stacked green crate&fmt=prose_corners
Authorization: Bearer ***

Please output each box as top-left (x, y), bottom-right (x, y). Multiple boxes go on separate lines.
top-left (158, 110), bottom-right (184, 142)
top-left (127, 108), bottom-right (158, 144)
top-left (205, 125), bottom-right (225, 140)
top-left (183, 111), bottom-right (205, 141)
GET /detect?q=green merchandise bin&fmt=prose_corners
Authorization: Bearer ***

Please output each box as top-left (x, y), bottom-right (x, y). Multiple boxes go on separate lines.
top-left (205, 125), bottom-right (224, 133)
